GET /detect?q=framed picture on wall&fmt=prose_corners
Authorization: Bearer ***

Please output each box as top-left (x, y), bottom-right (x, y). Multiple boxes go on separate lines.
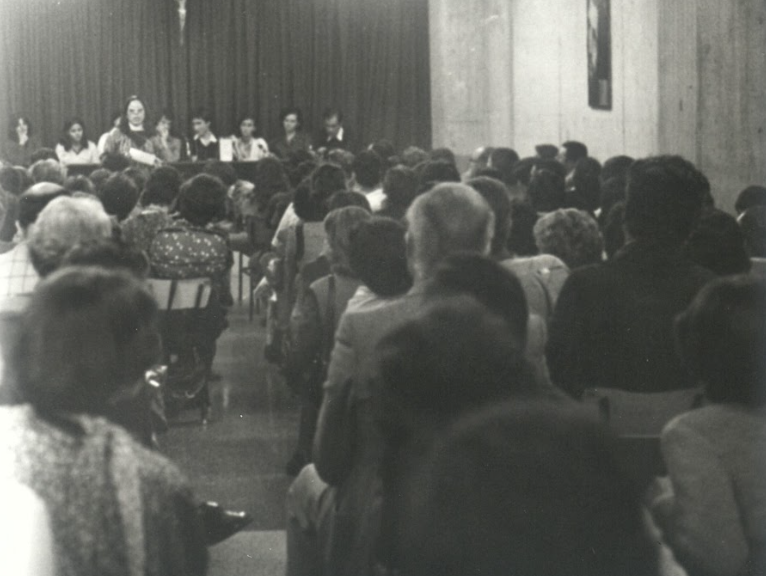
top-left (587, 0), bottom-right (612, 110)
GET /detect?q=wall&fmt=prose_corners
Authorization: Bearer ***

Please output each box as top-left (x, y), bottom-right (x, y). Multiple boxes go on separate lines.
top-left (430, 0), bottom-right (766, 210)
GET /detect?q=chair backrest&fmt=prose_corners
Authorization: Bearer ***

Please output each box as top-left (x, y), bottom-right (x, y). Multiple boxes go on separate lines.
top-left (145, 278), bottom-right (212, 311)
top-left (582, 386), bottom-right (705, 436)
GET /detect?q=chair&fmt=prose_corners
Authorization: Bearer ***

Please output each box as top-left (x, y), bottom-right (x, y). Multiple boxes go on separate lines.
top-left (146, 278), bottom-right (214, 423)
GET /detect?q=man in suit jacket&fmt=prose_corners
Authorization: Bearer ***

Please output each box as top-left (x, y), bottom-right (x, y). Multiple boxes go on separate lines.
top-left (286, 183), bottom-right (494, 576)
top-left (314, 108), bottom-right (353, 156)
top-left (546, 155), bottom-right (715, 399)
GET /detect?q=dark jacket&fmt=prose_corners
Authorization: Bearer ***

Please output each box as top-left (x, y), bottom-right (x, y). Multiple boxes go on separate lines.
top-left (546, 240), bottom-right (714, 398)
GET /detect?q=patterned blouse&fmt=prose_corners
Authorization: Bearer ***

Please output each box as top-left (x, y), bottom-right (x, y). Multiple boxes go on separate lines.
top-left (0, 405), bottom-right (207, 576)
top-left (121, 207), bottom-right (175, 254)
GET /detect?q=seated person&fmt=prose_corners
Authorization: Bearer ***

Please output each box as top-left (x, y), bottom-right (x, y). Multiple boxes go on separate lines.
top-left (54, 118), bottom-right (99, 166)
top-left (150, 111), bottom-right (187, 163)
top-left (547, 156), bottom-right (715, 398)
top-left (735, 185), bottom-right (766, 215)
top-left (652, 275), bottom-right (766, 576)
top-left (395, 402), bottom-right (666, 576)
top-left (739, 206), bottom-right (766, 278)
top-left (314, 108), bottom-right (352, 156)
top-left (3, 115), bottom-right (40, 167)
top-left (231, 115), bottom-right (269, 161)
top-left (533, 208), bottom-right (603, 270)
top-left (102, 96), bottom-right (157, 164)
top-left (121, 166), bottom-right (182, 253)
top-left (188, 109), bottom-right (220, 161)
top-left (377, 166), bottom-right (418, 222)
top-left (270, 108), bottom-right (311, 160)
top-left (98, 173), bottom-right (140, 224)
top-left (686, 208), bottom-right (751, 276)
top-left (467, 176), bottom-right (512, 261)
top-left (351, 150), bottom-right (384, 211)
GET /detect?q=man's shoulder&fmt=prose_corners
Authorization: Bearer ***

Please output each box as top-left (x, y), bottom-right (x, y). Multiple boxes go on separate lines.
top-left (342, 292), bottom-right (423, 333)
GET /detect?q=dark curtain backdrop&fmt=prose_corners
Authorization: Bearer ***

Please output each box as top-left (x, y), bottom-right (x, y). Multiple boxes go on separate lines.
top-left (0, 0), bottom-right (431, 153)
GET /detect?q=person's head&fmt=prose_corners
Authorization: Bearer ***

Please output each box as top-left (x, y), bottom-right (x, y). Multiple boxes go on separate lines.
top-left (108, 110), bottom-right (122, 130)
top-left (326, 149), bottom-right (356, 184)
top-left (253, 156), bottom-right (290, 204)
top-left (401, 146), bottom-right (428, 168)
top-left (60, 117), bottom-right (89, 150)
top-left (534, 208), bottom-right (603, 269)
top-left (0, 166), bottom-right (23, 196)
top-left (191, 108), bottom-right (213, 137)
top-left (327, 190), bottom-right (372, 212)
top-left (121, 166), bottom-right (150, 194)
top-left (383, 166), bottom-right (418, 210)
top-left (7, 115), bottom-right (32, 142)
top-left (466, 146), bottom-right (494, 175)
top-left (625, 155), bottom-right (707, 243)
top-left (141, 165), bottom-right (181, 208)
top-left (61, 237), bottom-right (149, 278)
top-left (488, 147), bottom-right (519, 187)
top-left (467, 176), bottom-right (511, 258)
top-left (370, 139), bottom-right (396, 167)
top-left (155, 109), bottom-right (177, 136)
top-left (30, 159), bottom-right (65, 186)
top-left (535, 144), bottom-right (559, 160)
top-left (601, 155), bottom-right (634, 183)
top-left (280, 107), bottom-right (303, 134)
top-left (417, 160), bottom-right (461, 192)
top-left (89, 168), bottom-right (112, 195)
top-left (17, 183), bottom-right (70, 235)
top-left (603, 201), bottom-right (626, 260)
top-left (428, 147), bottom-right (457, 166)
top-left (177, 174), bottom-right (227, 226)
top-left (63, 175), bottom-right (95, 196)
top-left (427, 253), bottom-right (528, 347)
top-left (123, 96), bottom-right (147, 129)
top-left (301, 163), bottom-right (347, 220)
top-left (599, 176), bottom-right (627, 227)
top-left (559, 140), bottom-right (588, 171)
top-left (570, 156), bottom-right (602, 212)
top-left (322, 108), bottom-right (343, 138)
top-left (100, 153), bottom-right (131, 172)
top-left (202, 160), bottom-right (237, 187)
top-left (99, 173), bottom-right (139, 222)
top-left (738, 206), bottom-right (766, 258)
top-left (735, 185), bottom-right (766, 215)
top-left (7, 267), bottom-right (160, 416)
top-left (396, 402), bottom-right (660, 576)
top-left (508, 198), bottom-right (539, 256)
top-left (237, 115), bottom-right (257, 139)
top-left (349, 216), bottom-right (412, 297)
top-left (528, 168), bottom-right (565, 213)
top-left (686, 209), bottom-right (751, 276)
top-left (27, 196), bottom-right (113, 276)
top-left (676, 275), bottom-right (766, 406)
top-left (30, 148), bottom-right (59, 164)
top-left (352, 149), bottom-right (384, 189)
top-left (405, 183), bottom-right (493, 280)
top-left (324, 206), bottom-right (372, 276)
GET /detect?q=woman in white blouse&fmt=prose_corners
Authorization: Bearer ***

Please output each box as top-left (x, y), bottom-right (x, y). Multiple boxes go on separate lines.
top-left (55, 118), bottom-right (99, 165)
top-left (232, 115), bottom-right (269, 161)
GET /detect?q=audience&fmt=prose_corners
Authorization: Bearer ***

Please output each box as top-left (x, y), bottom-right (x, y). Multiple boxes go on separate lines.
top-left (652, 275), bottom-right (766, 576)
top-left (559, 140), bottom-right (588, 176)
top-left (377, 165), bottom-right (418, 221)
top-left (534, 208), bottom-right (603, 269)
top-left (98, 172), bottom-right (140, 223)
top-left (568, 156), bottom-right (602, 212)
top-left (487, 147), bottom-right (519, 188)
top-left (461, 145), bottom-right (494, 180)
top-left (30, 158), bottom-right (66, 185)
top-left (352, 150), bottom-right (384, 211)
top-left (466, 176), bottom-right (512, 260)
top-left (686, 208), bottom-right (751, 276)
top-left (739, 205), bottom-right (766, 277)
top-left (121, 166), bottom-right (181, 253)
top-left (528, 167), bottom-right (566, 213)
top-left (735, 185), bottom-right (766, 215)
top-left (547, 155), bottom-right (715, 398)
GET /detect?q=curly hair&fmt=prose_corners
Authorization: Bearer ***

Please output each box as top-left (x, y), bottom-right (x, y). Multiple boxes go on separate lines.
top-left (533, 208), bottom-right (603, 269)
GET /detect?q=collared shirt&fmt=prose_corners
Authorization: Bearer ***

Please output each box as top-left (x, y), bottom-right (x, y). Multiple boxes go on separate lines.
top-left (55, 142), bottom-right (100, 166)
top-left (0, 242), bottom-right (38, 300)
top-left (190, 134), bottom-right (219, 161)
top-left (363, 188), bottom-right (386, 212)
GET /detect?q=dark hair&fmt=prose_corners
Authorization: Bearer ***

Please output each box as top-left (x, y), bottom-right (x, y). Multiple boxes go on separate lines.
top-left (202, 160), bottom-right (237, 187)
top-left (598, 176), bottom-right (627, 228)
top-left (625, 156), bottom-right (706, 242)
top-left (370, 139), bottom-right (396, 166)
top-left (99, 173), bottom-right (139, 221)
top-left (7, 267), bottom-right (160, 416)
top-left (322, 108), bottom-right (343, 123)
top-left (59, 117), bottom-right (90, 151)
top-left (349, 217), bottom-right (412, 297)
top-left (141, 165), bottom-right (181, 207)
top-left (177, 174), bottom-right (227, 226)
top-left (352, 149), bottom-right (384, 188)
top-left (473, 166), bottom-right (503, 181)
top-left (61, 237), bottom-right (149, 278)
top-left (508, 198), bottom-right (539, 256)
top-left (17, 183), bottom-right (70, 230)
top-left (528, 168), bottom-right (565, 212)
top-left (569, 157), bottom-right (602, 212)
top-left (89, 168), bottom-right (113, 195)
top-left (190, 107), bottom-right (213, 124)
top-left (396, 402), bottom-right (660, 576)
top-left (63, 175), bottom-right (95, 196)
top-left (488, 147), bottom-right (519, 187)
top-left (235, 114), bottom-right (258, 137)
top-left (155, 108), bottom-right (180, 137)
top-left (401, 146), bottom-right (428, 168)
top-left (511, 157), bottom-right (537, 186)
top-left (279, 107), bottom-right (304, 127)
top-left (735, 185), bottom-right (766, 215)
top-left (428, 147), bottom-right (456, 166)
top-left (14, 166), bottom-right (34, 194)
top-left (467, 176), bottom-right (511, 257)
top-left (121, 166), bottom-right (150, 194)
top-left (561, 140), bottom-right (588, 164)
top-left (30, 159), bottom-right (65, 185)
top-left (294, 163), bottom-right (346, 222)
top-left (30, 148), bottom-right (59, 164)
top-left (7, 115), bottom-right (32, 141)
top-left (328, 190), bottom-right (371, 212)
top-left (417, 160), bottom-right (460, 192)
top-left (534, 208), bottom-right (603, 269)
top-left (603, 201), bottom-right (627, 260)
top-left (0, 166), bottom-right (23, 196)
top-left (601, 155), bottom-right (634, 183)
top-left (118, 96), bottom-right (151, 147)
top-left (675, 275), bottom-right (766, 406)
top-left (253, 156), bottom-right (291, 207)
top-left (288, 160), bottom-right (317, 189)
top-left (101, 153), bottom-right (131, 172)
top-left (535, 144), bottom-right (559, 159)
top-left (382, 166), bottom-right (418, 213)
top-left (739, 206), bottom-right (766, 258)
top-left (686, 209), bottom-right (751, 276)
top-left (427, 254), bottom-right (528, 347)
top-left (326, 149), bottom-right (356, 180)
